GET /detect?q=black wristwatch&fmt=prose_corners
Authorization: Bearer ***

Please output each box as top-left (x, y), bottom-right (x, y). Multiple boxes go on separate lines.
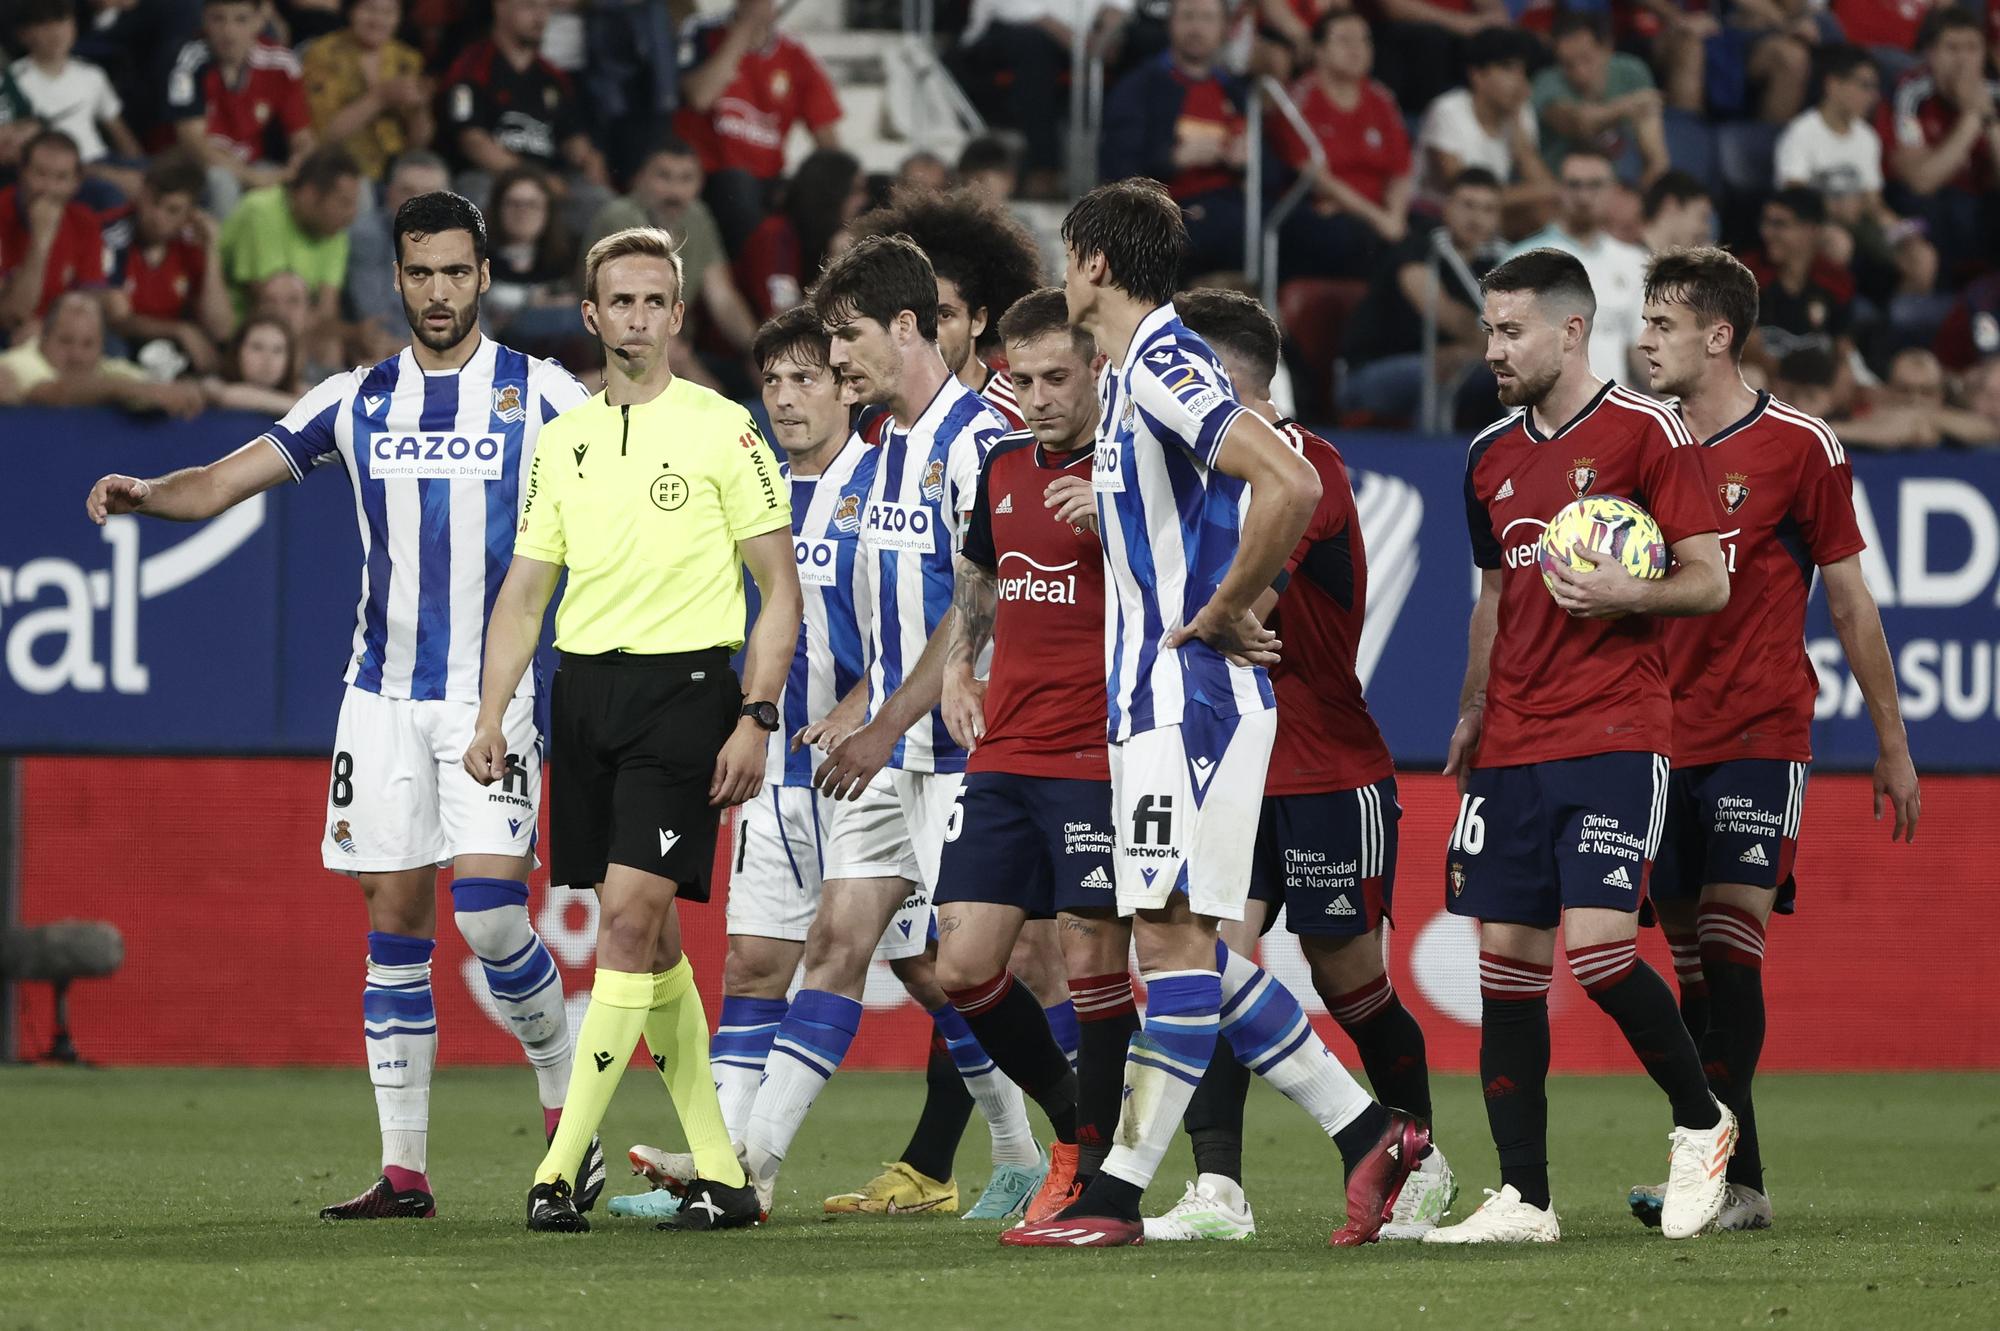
top-left (740, 701), bottom-right (780, 732)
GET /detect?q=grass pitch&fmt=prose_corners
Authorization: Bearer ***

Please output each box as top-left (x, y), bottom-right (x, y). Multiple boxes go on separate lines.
top-left (1, 1067), bottom-right (1992, 1330)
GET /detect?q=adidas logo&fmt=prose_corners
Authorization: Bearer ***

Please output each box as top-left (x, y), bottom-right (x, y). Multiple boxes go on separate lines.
top-left (1323, 897), bottom-right (1357, 916)
top-left (1602, 865), bottom-right (1634, 889)
top-left (1739, 842), bottom-right (1770, 866)
top-left (1081, 866), bottom-right (1112, 891)
top-left (1495, 477), bottom-right (1515, 501)
top-left (996, 493), bottom-right (1013, 514)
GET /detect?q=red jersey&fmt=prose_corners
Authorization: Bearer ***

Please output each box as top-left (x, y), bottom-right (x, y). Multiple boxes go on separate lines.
top-left (101, 205), bottom-right (205, 322)
top-left (978, 363), bottom-right (1024, 429)
top-left (1834, 0), bottom-right (1934, 51)
top-left (0, 188), bottom-right (105, 318)
top-left (1464, 383), bottom-right (1722, 769)
top-left (960, 433), bottom-right (1109, 781)
top-left (1879, 70), bottom-right (2000, 195)
top-left (1167, 71), bottom-right (1247, 201)
top-left (1666, 393), bottom-right (1866, 766)
top-left (1266, 421), bottom-right (1394, 796)
top-left (1277, 77), bottom-right (1410, 207)
top-left (674, 21), bottom-right (840, 180)
top-left (166, 39), bottom-right (310, 164)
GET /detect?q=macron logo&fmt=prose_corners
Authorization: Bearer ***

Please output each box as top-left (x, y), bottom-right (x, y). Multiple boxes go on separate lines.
top-left (363, 395), bottom-right (387, 413)
top-left (659, 828), bottom-right (680, 856)
top-left (1602, 865), bottom-right (1634, 889)
top-left (996, 493), bottom-right (1013, 514)
top-left (1495, 478), bottom-right (1515, 501)
top-left (1739, 843), bottom-right (1770, 866)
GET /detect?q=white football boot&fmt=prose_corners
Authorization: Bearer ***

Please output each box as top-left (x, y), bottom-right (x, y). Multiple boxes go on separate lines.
top-left (1420, 1185), bottom-right (1560, 1244)
top-left (1140, 1174), bottom-right (1258, 1241)
top-left (627, 1141), bottom-right (772, 1219)
top-left (1379, 1145), bottom-right (1458, 1240)
top-left (1661, 1101), bottom-right (1739, 1239)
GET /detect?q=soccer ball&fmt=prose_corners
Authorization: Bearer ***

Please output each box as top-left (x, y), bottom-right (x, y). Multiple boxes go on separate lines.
top-left (1537, 495), bottom-right (1668, 595)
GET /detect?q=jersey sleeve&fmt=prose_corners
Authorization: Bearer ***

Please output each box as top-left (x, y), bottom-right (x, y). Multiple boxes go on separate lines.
top-left (513, 424), bottom-right (567, 564)
top-left (278, 68), bottom-right (311, 136)
top-left (1127, 347), bottom-right (1248, 467)
top-left (261, 370), bottom-right (352, 480)
top-left (1638, 417), bottom-right (1722, 545)
top-left (1284, 440), bottom-right (1348, 579)
top-left (798, 48), bottom-right (841, 131)
top-left (961, 446), bottom-right (1001, 572)
top-left (1791, 428), bottom-right (1867, 566)
top-left (166, 45), bottom-right (206, 119)
top-left (722, 414), bottom-right (792, 540)
top-left (1463, 460), bottom-right (1501, 569)
top-left (529, 356), bottom-right (589, 421)
top-left (444, 61), bottom-right (491, 133)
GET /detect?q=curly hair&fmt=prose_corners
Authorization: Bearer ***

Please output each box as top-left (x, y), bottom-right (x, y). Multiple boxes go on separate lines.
top-left (847, 184), bottom-right (1043, 337)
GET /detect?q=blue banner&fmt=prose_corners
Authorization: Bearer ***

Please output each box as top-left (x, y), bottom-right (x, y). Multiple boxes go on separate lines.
top-left (3, 409), bottom-right (1994, 770)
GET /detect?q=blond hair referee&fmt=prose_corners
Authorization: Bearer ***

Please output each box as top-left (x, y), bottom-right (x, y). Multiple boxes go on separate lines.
top-left (466, 227), bottom-right (802, 1234)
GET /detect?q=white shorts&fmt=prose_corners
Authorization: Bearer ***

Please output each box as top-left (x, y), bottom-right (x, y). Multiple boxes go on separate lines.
top-left (321, 686), bottom-right (540, 874)
top-left (1109, 707), bottom-right (1276, 920)
top-left (728, 782), bottom-right (927, 961)
top-left (894, 768), bottom-right (966, 898)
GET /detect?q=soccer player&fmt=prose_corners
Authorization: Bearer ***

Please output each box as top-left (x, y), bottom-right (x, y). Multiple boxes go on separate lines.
top-left (743, 235), bottom-right (1041, 1216)
top-left (1141, 289), bottom-right (1452, 1243)
top-left (1006, 180), bottom-right (1426, 1249)
top-left (1426, 247), bottom-right (1737, 1245)
top-left (1624, 246), bottom-right (1919, 1232)
top-left (83, 191), bottom-right (597, 1220)
top-left (469, 226), bottom-right (800, 1234)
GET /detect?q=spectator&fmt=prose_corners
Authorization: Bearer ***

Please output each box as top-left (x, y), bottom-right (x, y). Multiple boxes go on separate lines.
top-left (1533, 12), bottom-right (1669, 186)
top-left (581, 137), bottom-right (759, 380)
top-left (70, 0), bottom-right (195, 149)
top-left (1639, 170), bottom-right (1714, 252)
top-left (1772, 343), bottom-right (1837, 419)
top-left (1834, 344), bottom-right (2000, 448)
top-left (218, 146), bottom-right (361, 368)
top-left (1508, 146), bottom-right (1649, 382)
top-left (896, 150), bottom-right (952, 194)
top-left (0, 290), bottom-right (203, 416)
top-left (1878, 8), bottom-right (2000, 277)
top-left (1964, 355), bottom-right (2000, 440)
top-left (734, 147), bottom-right (866, 320)
top-left (1099, 0), bottom-right (1249, 278)
top-left (674, 0), bottom-right (843, 245)
top-left (169, 0), bottom-right (316, 214)
top-left (1650, 0), bottom-right (1811, 126)
top-left (1416, 26), bottom-right (1552, 222)
top-left (1371, 0), bottom-right (1509, 119)
top-left (200, 312), bottom-right (306, 413)
top-left (958, 133), bottom-right (1022, 200)
top-left (102, 151), bottom-right (235, 376)
top-left (1746, 186), bottom-right (1858, 403)
top-left (301, 0), bottom-right (433, 184)
top-left (9, 0), bottom-right (144, 197)
top-left (954, 0), bottom-right (1130, 199)
top-left (344, 149), bottom-right (451, 349)
top-left (0, 130), bottom-right (106, 332)
top-left (0, 66), bottom-right (34, 172)
top-left (483, 166), bottom-right (579, 348)
top-left (1778, 43), bottom-right (1936, 306)
top-left (1249, 0), bottom-right (1334, 83)
top-left (440, 0), bottom-right (610, 229)
top-left (1273, 10), bottom-right (1414, 280)
top-left (1832, 0), bottom-right (1932, 82)
top-left (1342, 166), bottom-right (1504, 423)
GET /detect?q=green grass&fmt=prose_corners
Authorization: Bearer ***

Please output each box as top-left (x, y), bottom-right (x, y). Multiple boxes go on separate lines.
top-left (0, 1068), bottom-right (1992, 1330)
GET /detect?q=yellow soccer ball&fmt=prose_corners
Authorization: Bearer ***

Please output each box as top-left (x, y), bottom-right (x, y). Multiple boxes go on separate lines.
top-left (1538, 495), bottom-right (1669, 596)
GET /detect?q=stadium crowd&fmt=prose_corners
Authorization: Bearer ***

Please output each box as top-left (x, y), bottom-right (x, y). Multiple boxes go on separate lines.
top-left (4, 0), bottom-right (2000, 448)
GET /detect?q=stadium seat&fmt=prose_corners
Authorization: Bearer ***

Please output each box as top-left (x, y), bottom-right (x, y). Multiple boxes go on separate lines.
top-left (1278, 278), bottom-right (1369, 422)
top-left (1, 921), bottom-right (124, 1064)
top-left (1661, 110), bottom-right (1719, 195)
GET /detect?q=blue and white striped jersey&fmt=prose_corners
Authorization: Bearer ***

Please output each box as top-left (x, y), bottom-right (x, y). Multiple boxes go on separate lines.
top-left (261, 337), bottom-right (587, 702)
top-left (1092, 302), bottom-right (1276, 741)
top-left (769, 434), bottom-right (882, 787)
top-left (861, 376), bottom-right (1009, 774)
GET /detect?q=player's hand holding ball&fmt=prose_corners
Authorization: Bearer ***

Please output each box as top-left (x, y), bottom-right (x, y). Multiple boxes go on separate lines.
top-left (1539, 496), bottom-right (1668, 620)
top-left (85, 474), bottom-right (152, 524)
top-left (462, 722), bottom-right (510, 785)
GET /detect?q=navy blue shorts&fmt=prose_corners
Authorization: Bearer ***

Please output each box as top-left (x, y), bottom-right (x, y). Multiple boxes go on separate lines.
top-left (1445, 752), bottom-right (1670, 929)
top-left (1249, 777), bottom-right (1399, 937)
top-left (1650, 759), bottom-right (1804, 911)
top-left (935, 772), bottom-right (1118, 917)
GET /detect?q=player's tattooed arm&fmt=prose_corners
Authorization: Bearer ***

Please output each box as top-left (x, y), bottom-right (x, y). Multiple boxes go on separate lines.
top-left (943, 556), bottom-right (998, 750)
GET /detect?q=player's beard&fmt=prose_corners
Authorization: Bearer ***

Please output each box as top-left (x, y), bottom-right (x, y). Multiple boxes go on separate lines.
top-left (406, 296), bottom-right (480, 353)
top-left (1494, 357), bottom-right (1560, 408)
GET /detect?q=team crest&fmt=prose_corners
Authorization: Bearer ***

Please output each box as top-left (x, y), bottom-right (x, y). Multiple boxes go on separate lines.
top-left (1121, 398), bottom-right (1136, 428)
top-left (492, 384), bottom-right (525, 424)
top-left (1567, 457), bottom-right (1597, 496)
top-left (332, 820), bottom-right (357, 854)
top-left (1720, 472), bottom-right (1752, 513)
top-left (1449, 860), bottom-right (1466, 898)
top-left (832, 492), bottom-right (862, 533)
top-left (921, 458), bottom-right (946, 502)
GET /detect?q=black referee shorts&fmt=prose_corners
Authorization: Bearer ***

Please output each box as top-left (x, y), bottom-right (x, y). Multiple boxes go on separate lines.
top-left (550, 647), bottom-right (742, 897)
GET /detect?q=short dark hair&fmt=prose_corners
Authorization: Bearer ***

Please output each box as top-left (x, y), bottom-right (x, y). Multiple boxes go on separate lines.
top-left (811, 233), bottom-right (940, 342)
top-left (1176, 287), bottom-right (1282, 389)
top-left (1643, 170), bottom-right (1711, 220)
top-left (1482, 247), bottom-right (1597, 323)
top-left (1768, 185), bottom-right (1827, 226)
top-left (1777, 345), bottom-right (1837, 388)
top-left (1062, 178), bottom-right (1185, 308)
top-left (848, 185), bottom-right (1043, 330)
top-left (957, 134), bottom-right (1019, 178)
top-left (22, 128), bottom-right (81, 170)
top-left (291, 145), bottom-right (361, 194)
top-left (143, 148), bottom-right (207, 201)
top-left (14, 0), bottom-right (71, 30)
top-left (1465, 25), bottom-right (1533, 71)
top-left (1818, 42), bottom-right (1873, 83)
top-left (1643, 246), bottom-right (1759, 362)
top-left (1918, 7), bottom-right (1983, 52)
top-left (996, 286), bottom-right (1094, 359)
top-left (394, 189), bottom-right (488, 264)
top-left (641, 133), bottom-right (698, 166)
top-left (753, 304), bottom-right (832, 372)
top-left (1558, 144), bottom-right (1614, 174)
top-left (202, 0), bottom-right (259, 9)
top-left (1310, 7), bottom-right (1368, 45)
top-left (1549, 11), bottom-right (1610, 45)
top-left (1450, 166), bottom-right (1503, 193)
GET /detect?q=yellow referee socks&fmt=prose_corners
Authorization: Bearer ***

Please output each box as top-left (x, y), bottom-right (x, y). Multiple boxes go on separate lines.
top-left (535, 967), bottom-right (652, 1188)
top-left (643, 957), bottom-right (749, 1188)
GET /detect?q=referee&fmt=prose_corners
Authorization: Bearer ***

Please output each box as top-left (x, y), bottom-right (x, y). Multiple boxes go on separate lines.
top-left (466, 226), bottom-right (802, 1235)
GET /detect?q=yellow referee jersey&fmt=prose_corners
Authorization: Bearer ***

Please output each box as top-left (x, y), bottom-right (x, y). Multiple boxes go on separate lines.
top-left (516, 377), bottom-right (791, 655)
